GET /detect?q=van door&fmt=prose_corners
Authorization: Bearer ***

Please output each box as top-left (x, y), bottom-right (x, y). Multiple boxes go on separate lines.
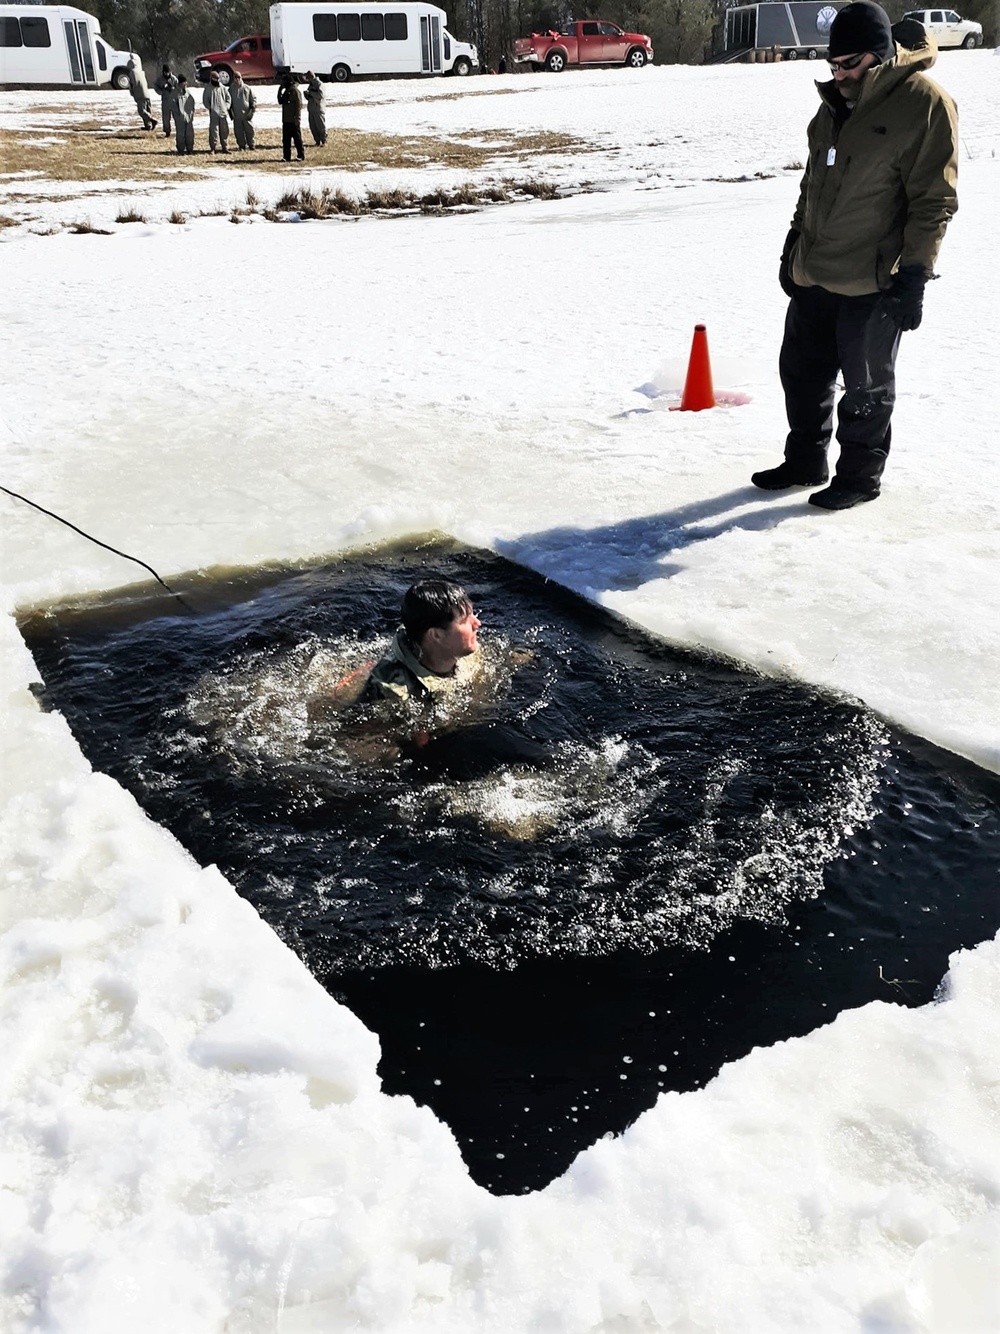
top-left (420, 13), bottom-right (441, 71)
top-left (63, 17), bottom-right (97, 83)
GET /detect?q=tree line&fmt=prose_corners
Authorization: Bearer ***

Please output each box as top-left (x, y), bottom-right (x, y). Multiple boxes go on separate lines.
top-left (91, 0), bottom-right (995, 81)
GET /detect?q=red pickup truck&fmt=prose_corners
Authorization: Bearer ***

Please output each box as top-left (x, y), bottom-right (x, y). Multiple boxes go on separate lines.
top-left (193, 34), bottom-right (274, 85)
top-left (514, 20), bottom-right (653, 71)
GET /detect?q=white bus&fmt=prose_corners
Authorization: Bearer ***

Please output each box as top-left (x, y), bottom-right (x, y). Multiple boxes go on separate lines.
top-left (0, 4), bottom-right (135, 88)
top-left (270, 1), bottom-right (478, 83)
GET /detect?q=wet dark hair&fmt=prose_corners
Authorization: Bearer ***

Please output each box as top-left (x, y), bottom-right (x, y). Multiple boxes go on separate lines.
top-left (401, 580), bottom-right (472, 645)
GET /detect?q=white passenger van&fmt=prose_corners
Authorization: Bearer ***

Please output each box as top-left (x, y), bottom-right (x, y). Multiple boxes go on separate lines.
top-left (270, 1), bottom-right (478, 82)
top-left (0, 4), bottom-right (135, 88)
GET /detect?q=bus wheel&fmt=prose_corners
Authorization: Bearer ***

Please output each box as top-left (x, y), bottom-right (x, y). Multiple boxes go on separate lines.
top-left (332, 64), bottom-right (351, 82)
top-left (452, 56), bottom-right (472, 75)
top-left (112, 68), bottom-right (131, 89)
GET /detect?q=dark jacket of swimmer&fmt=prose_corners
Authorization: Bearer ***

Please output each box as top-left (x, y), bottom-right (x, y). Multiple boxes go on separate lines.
top-left (361, 626), bottom-right (477, 703)
top-left (361, 579), bottom-right (480, 704)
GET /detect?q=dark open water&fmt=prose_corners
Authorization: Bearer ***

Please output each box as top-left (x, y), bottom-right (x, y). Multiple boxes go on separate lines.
top-left (19, 539), bottom-right (1000, 1193)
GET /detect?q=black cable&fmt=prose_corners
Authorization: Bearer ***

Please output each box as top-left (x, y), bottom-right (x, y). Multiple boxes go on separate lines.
top-left (2, 484), bottom-right (195, 614)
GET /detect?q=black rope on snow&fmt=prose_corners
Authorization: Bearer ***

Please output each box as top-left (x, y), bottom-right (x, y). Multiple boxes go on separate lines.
top-left (1, 484), bottom-right (195, 614)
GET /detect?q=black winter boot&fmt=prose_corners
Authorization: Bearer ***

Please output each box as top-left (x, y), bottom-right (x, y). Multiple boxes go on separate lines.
top-left (751, 461), bottom-right (829, 490)
top-left (808, 484), bottom-right (879, 511)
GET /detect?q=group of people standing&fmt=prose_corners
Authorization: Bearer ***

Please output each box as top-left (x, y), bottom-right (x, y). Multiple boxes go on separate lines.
top-left (142, 66), bottom-right (257, 155)
top-left (128, 58), bottom-right (326, 162)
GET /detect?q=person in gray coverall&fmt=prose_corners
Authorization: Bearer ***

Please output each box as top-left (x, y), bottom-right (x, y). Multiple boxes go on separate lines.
top-left (202, 71), bottom-right (231, 152)
top-left (127, 53), bottom-right (157, 130)
top-left (173, 76), bottom-right (195, 155)
top-left (304, 72), bottom-right (327, 146)
top-left (154, 65), bottom-right (178, 138)
top-left (229, 72), bottom-right (257, 150)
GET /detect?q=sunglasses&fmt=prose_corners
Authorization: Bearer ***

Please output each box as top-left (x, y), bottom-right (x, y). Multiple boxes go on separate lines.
top-left (828, 52), bottom-right (867, 70)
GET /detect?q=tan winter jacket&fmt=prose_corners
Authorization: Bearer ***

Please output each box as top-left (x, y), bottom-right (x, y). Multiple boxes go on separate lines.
top-left (790, 42), bottom-right (958, 296)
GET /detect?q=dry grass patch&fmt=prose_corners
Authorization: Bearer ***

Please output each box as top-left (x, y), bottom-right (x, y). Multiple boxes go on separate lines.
top-left (67, 218), bottom-right (112, 234)
top-left (262, 177), bottom-right (569, 222)
top-left (0, 122), bottom-right (587, 188)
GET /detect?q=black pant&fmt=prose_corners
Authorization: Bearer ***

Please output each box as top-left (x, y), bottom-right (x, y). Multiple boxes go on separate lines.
top-left (780, 284), bottom-right (902, 494)
top-left (282, 123), bottom-right (304, 160)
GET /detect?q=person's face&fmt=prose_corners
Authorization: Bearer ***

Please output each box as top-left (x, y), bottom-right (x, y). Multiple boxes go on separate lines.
top-left (432, 604), bottom-right (480, 659)
top-left (829, 50), bottom-right (877, 97)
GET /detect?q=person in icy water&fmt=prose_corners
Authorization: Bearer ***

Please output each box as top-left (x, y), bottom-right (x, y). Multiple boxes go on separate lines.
top-left (361, 579), bottom-right (481, 704)
top-left (358, 580), bottom-right (544, 779)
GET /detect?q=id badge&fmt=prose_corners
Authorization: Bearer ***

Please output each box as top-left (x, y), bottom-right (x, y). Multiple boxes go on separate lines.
top-left (827, 147), bottom-right (837, 167)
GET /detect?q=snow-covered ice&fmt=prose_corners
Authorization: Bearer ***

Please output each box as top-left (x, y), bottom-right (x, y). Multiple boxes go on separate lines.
top-left (1, 56), bottom-right (999, 1332)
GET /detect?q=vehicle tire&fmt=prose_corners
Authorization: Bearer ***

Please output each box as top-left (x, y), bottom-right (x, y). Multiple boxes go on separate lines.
top-left (215, 65), bottom-right (232, 85)
top-left (625, 47), bottom-right (646, 67)
top-left (786, 47), bottom-right (799, 59)
top-left (332, 63), bottom-right (351, 82)
top-left (111, 67), bottom-right (131, 90)
top-left (452, 56), bottom-right (472, 75)
top-left (806, 47), bottom-right (819, 58)
top-left (545, 50), bottom-right (567, 72)
top-left (961, 33), bottom-right (976, 47)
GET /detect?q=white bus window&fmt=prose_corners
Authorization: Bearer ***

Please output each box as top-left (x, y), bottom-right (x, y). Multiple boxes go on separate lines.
top-left (385, 12), bottom-right (408, 39)
top-left (361, 12), bottom-right (384, 40)
top-left (22, 16), bottom-right (52, 47)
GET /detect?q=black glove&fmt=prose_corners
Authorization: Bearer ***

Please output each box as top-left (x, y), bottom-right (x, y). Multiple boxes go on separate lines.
top-left (886, 265), bottom-right (928, 331)
top-left (779, 228), bottom-right (800, 299)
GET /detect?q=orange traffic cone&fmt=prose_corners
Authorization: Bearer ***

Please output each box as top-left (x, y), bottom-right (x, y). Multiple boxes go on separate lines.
top-left (678, 323), bottom-right (716, 412)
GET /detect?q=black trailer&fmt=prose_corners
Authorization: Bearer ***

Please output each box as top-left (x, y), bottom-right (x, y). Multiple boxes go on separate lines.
top-left (724, 2), bottom-right (847, 60)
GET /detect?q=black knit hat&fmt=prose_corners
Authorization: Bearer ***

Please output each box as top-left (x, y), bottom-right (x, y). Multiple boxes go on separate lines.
top-left (828, 1), bottom-right (895, 61)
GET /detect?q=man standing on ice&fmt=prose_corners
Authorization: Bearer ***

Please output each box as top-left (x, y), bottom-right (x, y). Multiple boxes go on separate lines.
top-left (752, 2), bottom-right (958, 510)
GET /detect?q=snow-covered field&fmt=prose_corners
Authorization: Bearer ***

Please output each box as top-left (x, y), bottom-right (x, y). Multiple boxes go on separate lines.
top-left (1, 55), bottom-right (999, 1332)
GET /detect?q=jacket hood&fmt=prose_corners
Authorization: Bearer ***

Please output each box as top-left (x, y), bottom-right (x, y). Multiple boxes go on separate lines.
top-left (387, 628), bottom-right (471, 695)
top-left (816, 37), bottom-right (938, 115)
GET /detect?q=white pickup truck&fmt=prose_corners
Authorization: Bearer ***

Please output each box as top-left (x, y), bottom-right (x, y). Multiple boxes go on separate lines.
top-left (900, 9), bottom-right (983, 47)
